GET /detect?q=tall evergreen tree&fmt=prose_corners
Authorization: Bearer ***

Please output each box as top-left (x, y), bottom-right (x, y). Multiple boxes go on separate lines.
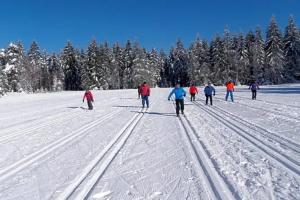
top-left (48, 53), bottom-right (63, 91)
top-left (265, 16), bottom-right (285, 84)
top-left (171, 39), bottom-right (190, 86)
top-left (284, 15), bottom-right (300, 80)
top-left (98, 42), bottom-right (112, 89)
top-left (253, 27), bottom-right (265, 83)
top-left (4, 42), bottom-right (25, 92)
top-left (244, 31), bottom-right (256, 84)
top-left (112, 42), bottom-right (125, 89)
top-left (61, 41), bottom-right (82, 90)
top-left (210, 35), bottom-right (226, 85)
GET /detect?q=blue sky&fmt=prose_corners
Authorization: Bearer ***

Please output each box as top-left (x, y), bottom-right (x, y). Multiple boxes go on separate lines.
top-left (0, 0), bottom-right (299, 53)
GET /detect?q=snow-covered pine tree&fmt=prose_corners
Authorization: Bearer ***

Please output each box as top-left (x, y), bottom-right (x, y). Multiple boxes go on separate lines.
top-left (82, 39), bottom-right (98, 89)
top-left (223, 28), bottom-right (236, 82)
top-left (200, 40), bottom-right (212, 85)
top-left (112, 42), bottom-right (125, 89)
top-left (163, 47), bottom-right (176, 87)
top-left (234, 34), bottom-right (250, 85)
top-left (4, 42), bottom-right (25, 92)
top-left (244, 31), bottom-right (256, 84)
top-left (171, 39), bottom-right (190, 86)
top-left (158, 49), bottom-right (169, 87)
top-left (27, 41), bottom-right (44, 92)
top-left (210, 35), bottom-right (226, 85)
top-left (0, 48), bottom-right (9, 95)
top-left (48, 53), bottom-right (63, 91)
top-left (130, 42), bottom-right (149, 88)
top-left (61, 41), bottom-right (82, 90)
top-left (148, 48), bottom-right (161, 87)
top-left (253, 27), bottom-right (265, 84)
top-left (284, 15), bottom-right (300, 81)
top-left (39, 51), bottom-right (51, 92)
top-left (188, 37), bottom-right (202, 85)
top-left (98, 42), bottom-right (112, 89)
top-left (265, 16), bottom-right (285, 84)
top-left (124, 40), bottom-right (135, 88)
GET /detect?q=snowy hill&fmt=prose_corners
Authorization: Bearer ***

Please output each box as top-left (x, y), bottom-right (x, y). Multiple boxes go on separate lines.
top-left (0, 85), bottom-right (299, 199)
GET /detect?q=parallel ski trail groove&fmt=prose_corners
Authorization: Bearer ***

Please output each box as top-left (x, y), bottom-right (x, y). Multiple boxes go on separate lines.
top-left (0, 109), bottom-right (123, 183)
top-left (234, 94), bottom-right (300, 109)
top-left (212, 105), bottom-right (300, 154)
top-left (214, 96), bottom-right (300, 122)
top-left (170, 99), bottom-right (237, 200)
top-left (57, 107), bottom-right (149, 200)
top-left (0, 108), bottom-right (81, 144)
top-left (192, 100), bottom-right (300, 178)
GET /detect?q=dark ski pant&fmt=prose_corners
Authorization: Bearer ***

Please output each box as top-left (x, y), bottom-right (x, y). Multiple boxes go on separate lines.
top-left (175, 99), bottom-right (184, 115)
top-left (225, 90), bottom-right (234, 102)
top-left (142, 96), bottom-right (149, 108)
top-left (190, 93), bottom-right (196, 101)
top-left (87, 100), bottom-right (93, 110)
top-left (251, 90), bottom-right (257, 100)
top-left (205, 94), bottom-right (213, 105)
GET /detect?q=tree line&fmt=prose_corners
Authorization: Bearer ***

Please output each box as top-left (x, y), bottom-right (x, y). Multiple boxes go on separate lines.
top-left (0, 15), bottom-right (299, 95)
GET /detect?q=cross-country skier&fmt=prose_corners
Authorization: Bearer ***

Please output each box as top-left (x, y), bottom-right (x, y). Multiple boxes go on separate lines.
top-left (83, 89), bottom-right (94, 110)
top-left (168, 83), bottom-right (186, 116)
top-left (204, 83), bottom-right (216, 105)
top-left (189, 84), bottom-right (198, 101)
top-left (140, 82), bottom-right (150, 108)
top-left (249, 82), bottom-right (259, 100)
top-left (225, 80), bottom-right (234, 102)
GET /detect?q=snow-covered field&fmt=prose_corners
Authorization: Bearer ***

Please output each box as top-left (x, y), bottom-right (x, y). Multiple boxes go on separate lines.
top-left (0, 85), bottom-right (300, 200)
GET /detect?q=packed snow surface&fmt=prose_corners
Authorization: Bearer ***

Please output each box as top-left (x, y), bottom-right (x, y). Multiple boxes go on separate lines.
top-left (0, 85), bottom-right (299, 200)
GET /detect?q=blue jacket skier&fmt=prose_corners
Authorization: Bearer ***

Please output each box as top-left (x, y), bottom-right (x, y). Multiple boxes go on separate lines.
top-left (168, 83), bottom-right (186, 116)
top-left (204, 83), bottom-right (215, 105)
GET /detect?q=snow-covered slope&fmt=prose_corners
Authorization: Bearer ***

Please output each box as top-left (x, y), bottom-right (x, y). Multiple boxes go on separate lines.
top-left (0, 85), bottom-right (299, 199)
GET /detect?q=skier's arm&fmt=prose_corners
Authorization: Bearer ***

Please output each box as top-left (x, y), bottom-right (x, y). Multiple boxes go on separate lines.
top-left (183, 89), bottom-right (186, 97)
top-left (168, 89), bottom-right (174, 100)
top-left (83, 94), bottom-right (86, 102)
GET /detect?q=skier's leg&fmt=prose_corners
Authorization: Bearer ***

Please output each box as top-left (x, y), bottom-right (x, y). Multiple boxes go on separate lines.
top-left (225, 91), bottom-right (229, 101)
top-left (209, 95), bottom-right (213, 105)
top-left (230, 91), bottom-right (234, 102)
top-left (87, 100), bottom-right (93, 110)
top-left (205, 95), bottom-right (208, 105)
top-left (142, 96), bottom-right (145, 108)
top-left (146, 96), bottom-right (149, 108)
top-left (180, 99), bottom-right (184, 114)
top-left (254, 90), bottom-right (257, 99)
top-left (175, 99), bottom-right (180, 116)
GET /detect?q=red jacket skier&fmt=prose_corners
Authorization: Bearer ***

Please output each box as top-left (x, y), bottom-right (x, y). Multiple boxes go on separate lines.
top-left (83, 89), bottom-right (94, 110)
top-left (140, 82), bottom-right (150, 108)
top-left (189, 84), bottom-right (198, 101)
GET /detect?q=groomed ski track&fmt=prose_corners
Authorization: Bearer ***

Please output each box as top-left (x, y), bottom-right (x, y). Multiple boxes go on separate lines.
top-left (0, 87), bottom-right (299, 199)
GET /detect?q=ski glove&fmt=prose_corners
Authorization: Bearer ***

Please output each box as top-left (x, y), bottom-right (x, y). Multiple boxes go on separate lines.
top-left (168, 98), bottom-right (170, 101)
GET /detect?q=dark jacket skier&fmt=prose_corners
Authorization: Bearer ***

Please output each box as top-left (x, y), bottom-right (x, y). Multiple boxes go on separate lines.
top-left (249, 82), bottom-right (259, 100)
